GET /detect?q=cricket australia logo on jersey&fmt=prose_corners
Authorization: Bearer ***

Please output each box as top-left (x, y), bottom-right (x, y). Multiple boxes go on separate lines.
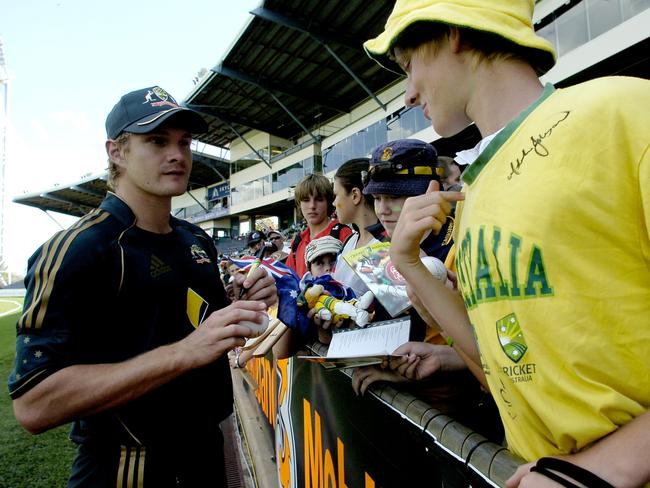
top-left (190, 244), bottom-right (211, 264)
top-left (497, 313), bottom-right (527, 362)
top-left (497, 313), bottom-right (536, 382)
top-left (456, 225), bottom-right (548, 383)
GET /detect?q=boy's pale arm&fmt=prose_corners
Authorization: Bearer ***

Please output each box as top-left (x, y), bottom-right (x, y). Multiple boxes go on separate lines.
top-left (396, 262), bottom-right (484, 374)
top-left (389, 181), bottom-right (483, 375)
top-left (507, 409), bottom-right (650, 487)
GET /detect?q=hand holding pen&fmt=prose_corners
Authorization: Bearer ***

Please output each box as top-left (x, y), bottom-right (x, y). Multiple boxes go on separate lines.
top-left (238, 258), bottom-right (262, 299)
top-left (236, 244), bottom-right (269, 300)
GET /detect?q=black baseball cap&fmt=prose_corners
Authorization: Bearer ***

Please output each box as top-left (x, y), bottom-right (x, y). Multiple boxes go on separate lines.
top-left (106, 86), bottom-right (208, 139)
top-left (247, 231), bottom-right (266, 247)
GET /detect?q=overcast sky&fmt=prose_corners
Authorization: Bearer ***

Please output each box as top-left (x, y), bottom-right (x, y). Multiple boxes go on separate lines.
top-left (0, 0), bottom-right (259, 274)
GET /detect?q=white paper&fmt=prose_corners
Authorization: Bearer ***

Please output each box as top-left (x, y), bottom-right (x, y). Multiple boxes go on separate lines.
top-left (325, 318), bottom-right (410, 358)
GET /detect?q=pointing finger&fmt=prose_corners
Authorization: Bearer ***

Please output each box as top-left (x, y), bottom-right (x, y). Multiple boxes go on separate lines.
top-left (426, 180), bottom-right (440, 194)
top-left (439, 190), bottom-right (465, 202)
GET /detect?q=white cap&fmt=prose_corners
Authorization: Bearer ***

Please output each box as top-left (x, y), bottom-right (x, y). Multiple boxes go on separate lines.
top-left (304, 236), bottom-right (343, 266)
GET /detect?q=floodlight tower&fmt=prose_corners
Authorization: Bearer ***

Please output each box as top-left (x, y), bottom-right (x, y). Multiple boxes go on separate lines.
top-left (0, 39), bottom-right (8, 260)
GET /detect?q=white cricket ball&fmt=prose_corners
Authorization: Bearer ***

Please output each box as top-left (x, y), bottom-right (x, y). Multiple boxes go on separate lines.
top-left (239, 314), bottom-right (270, 338)
top-left (421, 256), bottom-right (448, 283)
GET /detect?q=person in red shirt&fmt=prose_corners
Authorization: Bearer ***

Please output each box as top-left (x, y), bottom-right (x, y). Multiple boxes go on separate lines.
top-left (285, 174), bottom-right (352, 277)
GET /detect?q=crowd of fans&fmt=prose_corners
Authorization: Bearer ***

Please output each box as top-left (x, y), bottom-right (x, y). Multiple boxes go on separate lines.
top-left (12, 2), bottom-right (648, 486)
top-left (227, 139), bottom-right (506, 440)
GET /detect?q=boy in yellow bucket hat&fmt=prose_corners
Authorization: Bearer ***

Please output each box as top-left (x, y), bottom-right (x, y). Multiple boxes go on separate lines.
top-left (366, 1), bottom-right (650, 487)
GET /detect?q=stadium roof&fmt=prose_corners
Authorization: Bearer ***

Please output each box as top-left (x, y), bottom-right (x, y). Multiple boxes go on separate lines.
top-left (15, 2), bottom-right (650, 217)
top-left (184, 0), bottom-right (402, 149)
top-left (14, 173), bottom-right (109, 217)
top-left (12, 152), bottom-right (229, 217)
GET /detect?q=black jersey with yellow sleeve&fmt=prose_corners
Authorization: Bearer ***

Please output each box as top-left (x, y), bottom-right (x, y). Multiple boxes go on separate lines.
top-left (8, 192), bottom-right (232, 448)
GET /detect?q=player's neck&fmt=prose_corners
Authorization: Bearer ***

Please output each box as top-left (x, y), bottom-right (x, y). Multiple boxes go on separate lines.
top-left (116, 188), bottom-right (173, 233)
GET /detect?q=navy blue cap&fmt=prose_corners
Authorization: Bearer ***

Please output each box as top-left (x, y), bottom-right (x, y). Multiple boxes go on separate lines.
top-left (363, 139), bottom-right (441, 196)
top-left (247, 231), bottom-right (266, 246)
top-left (105, 86), bottom-right (208, 139)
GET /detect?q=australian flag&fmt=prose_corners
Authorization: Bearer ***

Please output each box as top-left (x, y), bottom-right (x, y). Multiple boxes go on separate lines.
top-left (228, 257), bottom-right (304, 333)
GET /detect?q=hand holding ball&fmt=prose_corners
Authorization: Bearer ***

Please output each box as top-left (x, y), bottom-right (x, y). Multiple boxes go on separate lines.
top-left (238, 314), bottom-right (270, 338)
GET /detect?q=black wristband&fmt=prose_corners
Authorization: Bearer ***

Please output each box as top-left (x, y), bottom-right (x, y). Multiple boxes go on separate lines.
top-left (531, 457), bottom-right (615, 488)
top-left (531, 464), bottom-right (582, 488)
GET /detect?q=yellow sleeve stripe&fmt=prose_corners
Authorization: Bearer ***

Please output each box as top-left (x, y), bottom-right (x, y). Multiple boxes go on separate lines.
top-left (22, 209), bottom-right (100, 328)
top-left (19, 209), bottom-right (110, 329)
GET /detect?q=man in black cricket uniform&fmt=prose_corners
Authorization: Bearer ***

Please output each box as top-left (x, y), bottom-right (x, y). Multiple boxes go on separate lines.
top-left (9, 86), bottom-right (277, 487)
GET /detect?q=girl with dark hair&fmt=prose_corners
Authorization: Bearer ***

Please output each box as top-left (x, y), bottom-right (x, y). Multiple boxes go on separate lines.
top-left (331, 158), bottom-right (382, 297)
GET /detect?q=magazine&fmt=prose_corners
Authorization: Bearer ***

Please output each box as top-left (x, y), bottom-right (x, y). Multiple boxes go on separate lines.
top-left (298, 317), bottom-right (410, 369)
top-left (342, 241), bottom-right (411, 317)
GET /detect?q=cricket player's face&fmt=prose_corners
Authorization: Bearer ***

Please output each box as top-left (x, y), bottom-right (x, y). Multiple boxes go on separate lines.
top-left (118, 127), bottom-right (193, 199)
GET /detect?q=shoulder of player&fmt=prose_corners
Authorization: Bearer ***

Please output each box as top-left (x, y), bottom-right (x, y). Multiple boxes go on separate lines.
top-left (170, 217), bottom-right (215, 248)
top-left (23, 208), bottom-right (127, 294)
top-left (42, 208), bottom-right (126, 260)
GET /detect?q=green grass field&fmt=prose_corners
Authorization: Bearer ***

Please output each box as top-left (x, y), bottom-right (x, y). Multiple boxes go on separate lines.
top-left (0, 295), bottom-right (76, 488)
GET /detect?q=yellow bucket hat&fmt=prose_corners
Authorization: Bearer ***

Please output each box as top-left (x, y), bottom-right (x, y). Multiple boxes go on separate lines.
top-left (364, 0), bottom-right (556, 74)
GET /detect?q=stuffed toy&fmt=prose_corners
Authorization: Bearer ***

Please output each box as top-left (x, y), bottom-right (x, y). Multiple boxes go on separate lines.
top-left (302, 284), bottom-right (375, 326)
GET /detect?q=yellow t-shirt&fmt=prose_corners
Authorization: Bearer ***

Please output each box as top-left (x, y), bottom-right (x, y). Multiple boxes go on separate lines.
top-left (456, 77), bottom-right (650, 460)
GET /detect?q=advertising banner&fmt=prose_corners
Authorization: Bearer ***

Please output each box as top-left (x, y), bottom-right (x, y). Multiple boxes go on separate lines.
top-left (246, 355), bottom-right (438, 488)
top-left (207, 181), bottom-right (230, 201)
top-left (244, 351), bottom-right (509, 488)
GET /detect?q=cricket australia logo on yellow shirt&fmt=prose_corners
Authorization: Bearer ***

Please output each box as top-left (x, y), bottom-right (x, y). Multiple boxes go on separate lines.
top-left (496, 313), bottom-right (537, 382)
top-left (497, 313), bottom-right (527, 362)
top-left (456, 225), bottom-right (547, 383)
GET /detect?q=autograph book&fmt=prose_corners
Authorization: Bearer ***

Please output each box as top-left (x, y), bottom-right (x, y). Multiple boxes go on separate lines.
top-left (298, 317), bottom-right (410, 369)
top-left (342, 241), bottom-right (411, 317)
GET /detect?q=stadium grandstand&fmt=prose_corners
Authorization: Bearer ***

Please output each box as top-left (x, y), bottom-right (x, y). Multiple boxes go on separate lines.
top-left (14, 0), bottom-right (650, 244)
